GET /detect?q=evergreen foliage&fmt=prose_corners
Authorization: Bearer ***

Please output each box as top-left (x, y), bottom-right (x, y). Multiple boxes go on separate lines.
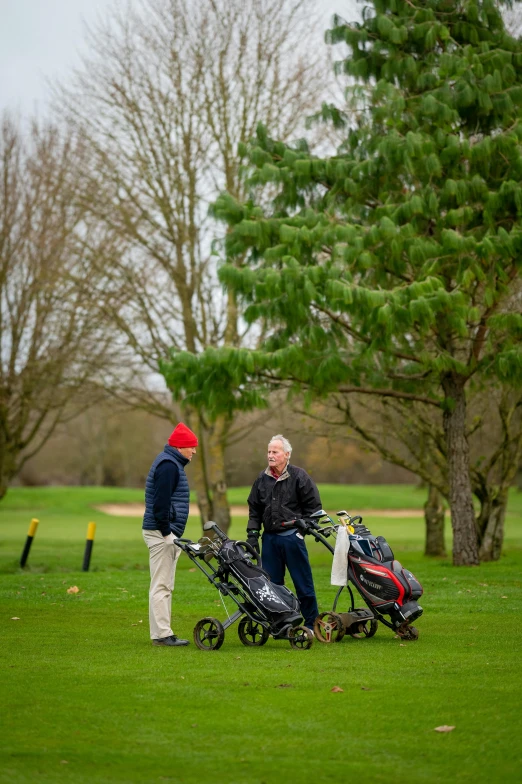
top-left (164, 0), bottom-right (522, 564)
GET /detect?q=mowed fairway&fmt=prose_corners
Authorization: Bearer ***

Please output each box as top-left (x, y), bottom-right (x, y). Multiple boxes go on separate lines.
top-left (1, 487), bottom-right (521, 784)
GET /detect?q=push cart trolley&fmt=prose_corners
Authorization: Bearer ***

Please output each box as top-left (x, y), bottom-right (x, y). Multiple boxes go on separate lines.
top-left (280, 510), bottom-right (424, 643)
top-left (174, 521), bottom-right (314, 651)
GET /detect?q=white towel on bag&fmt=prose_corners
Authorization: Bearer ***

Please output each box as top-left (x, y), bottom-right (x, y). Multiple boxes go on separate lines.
top-left (331, 525), bottom-right (350, 586)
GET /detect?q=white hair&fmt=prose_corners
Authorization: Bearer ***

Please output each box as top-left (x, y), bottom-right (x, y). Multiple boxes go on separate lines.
top-left (269, 434), bottom-right (292, 455)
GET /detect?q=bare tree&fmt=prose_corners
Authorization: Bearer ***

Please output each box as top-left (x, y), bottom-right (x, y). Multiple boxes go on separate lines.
top-left (58, 0), bottom-right (330, 531)
top-left (0, 115), bottom-right (119, 499)
top-left (296, 383), bottom-right (521, 561)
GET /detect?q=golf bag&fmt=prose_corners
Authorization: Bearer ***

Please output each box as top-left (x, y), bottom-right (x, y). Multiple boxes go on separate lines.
top-left (218, 539), bottom-right (302, 633)
top-left (346, 521), bottom-right (424, 632)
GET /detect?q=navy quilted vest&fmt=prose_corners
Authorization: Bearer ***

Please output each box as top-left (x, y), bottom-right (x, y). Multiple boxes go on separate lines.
top-left (142, 445), bottom-right (190, 536)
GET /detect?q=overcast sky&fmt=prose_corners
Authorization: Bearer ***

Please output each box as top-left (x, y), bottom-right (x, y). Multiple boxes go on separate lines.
top-left (0, 0), bottom-right (359, 116)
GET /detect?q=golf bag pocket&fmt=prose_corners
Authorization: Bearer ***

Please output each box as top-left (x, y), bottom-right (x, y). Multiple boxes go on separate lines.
top-left (249, 577), bottom-right (299, 614)
top-left (401, 568), bottom-right (423, 600)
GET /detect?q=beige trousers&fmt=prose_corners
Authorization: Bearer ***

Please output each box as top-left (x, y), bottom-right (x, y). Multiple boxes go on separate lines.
top-left (142, 529), bottom-right (182, 640)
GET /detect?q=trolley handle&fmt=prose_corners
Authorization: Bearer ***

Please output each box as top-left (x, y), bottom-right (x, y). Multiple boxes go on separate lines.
top-left (281, 517), bottom-right (336, 554)
top-left (279, 517), bottom-right (325, 533)
top-left (308, 526), bottom-right (335, 554)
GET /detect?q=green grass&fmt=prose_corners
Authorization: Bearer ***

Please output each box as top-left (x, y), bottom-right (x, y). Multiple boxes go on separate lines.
top-left (1, 486), bottom-right (521, 783)
top-left (227, 482), bottom-right (433, 509)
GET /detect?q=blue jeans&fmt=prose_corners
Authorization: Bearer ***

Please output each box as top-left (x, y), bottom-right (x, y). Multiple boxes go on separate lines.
top-left (261, 531), bottom-right (319, 628)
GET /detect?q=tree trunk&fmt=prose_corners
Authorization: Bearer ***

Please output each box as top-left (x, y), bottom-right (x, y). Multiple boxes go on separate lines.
top-left (0, 470), bottom-right (7, 500)
top-left (204, 415), bottom-right (231, 534)
top-left (477, 489), bottom-right (508, 562)
top-left (442, 374), bottom-right (479, 566)
top-left (0, 429), bottom-right (15, 501)
top-left (424, 484), bottom-right (446, 556)
top-left (184, 409), bottom-right (231, 535)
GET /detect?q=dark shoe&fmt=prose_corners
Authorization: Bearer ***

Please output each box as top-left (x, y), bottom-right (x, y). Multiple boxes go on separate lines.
top-left (152, 635), bottom-right (189, 647)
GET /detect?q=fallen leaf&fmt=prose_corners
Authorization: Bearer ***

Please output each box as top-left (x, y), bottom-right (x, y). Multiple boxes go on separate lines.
top-left (191, 723), bottom-right (198, 727)
top-left (442, 577), bottom-right (447, 581)
top-left (276, 683), bottom-right (293, 688)
top-left (139, 620), bottom-right (143, 623)
top-left (67, 586), bottom-right (80, 594)
top-left (399, 643), bottom-right (407, 647)
top-left (41, 592), bottom-right (46, 596)
top-left (501, 596), bottom-right (508, 599)
top-left (131, 624), bottom-right (137, 627)
top-left (60, 760), bottom-right (69, 764)
top-left (11, 617), bottom-right (20, 620)
top-left (479, 583), bottom-right (488, 587)
top-left (235, 656), bottom-right (241, 660)
top-left (331, 686), bottom-right (344, 693)
top-left (188, 568), bottom-right (196, 573)
top-left (470, 626), bottom-right (478, 630)
top-left (243, 682), bottom-right (250, 686)
top-left (361, 686), bottom-right (371, 691)
top-left (434, 725), bottom-right (455, 733)
top-left (180, 676), bottom-right (185, 679)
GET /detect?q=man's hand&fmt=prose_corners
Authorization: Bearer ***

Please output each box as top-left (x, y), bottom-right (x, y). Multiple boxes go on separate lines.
top-left (163, 532), bottom-right (175, 543)
top-left (247, 531), bottom-right (260, 554)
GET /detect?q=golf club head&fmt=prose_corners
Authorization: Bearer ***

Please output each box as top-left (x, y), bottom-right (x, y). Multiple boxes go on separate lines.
top-left (203, 520), bottom-right (216, 531)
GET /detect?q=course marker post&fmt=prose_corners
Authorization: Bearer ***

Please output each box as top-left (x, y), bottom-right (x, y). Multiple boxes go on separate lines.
top-left (20, 518), bottom-right (39, 568)
top-left (82, 522), bottom-right (97, 572)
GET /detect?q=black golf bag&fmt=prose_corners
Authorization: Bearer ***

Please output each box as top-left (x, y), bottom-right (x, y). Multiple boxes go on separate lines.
top-left (218, 539), bottom-right (302, 633)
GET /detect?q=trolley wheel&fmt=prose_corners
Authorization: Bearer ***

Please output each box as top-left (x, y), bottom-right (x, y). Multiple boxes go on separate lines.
top-left (288, 625), bottom-right (314, 650)
top-left (396, 623), bottom-right (419, 641)
top-left (314, 612), bottom-right (346, 643)
top-left (238, 616), bottom-right (270, 647)
top-left (348, 618), bottom-right (379, 639)
top-left (193, 616), bottom-right (225, 651)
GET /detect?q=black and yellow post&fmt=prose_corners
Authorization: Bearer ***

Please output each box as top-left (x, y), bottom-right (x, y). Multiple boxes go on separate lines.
top-left (20, 518), bottom-right (39, 568)
top-left (82, 522), bottom-right (96, 572)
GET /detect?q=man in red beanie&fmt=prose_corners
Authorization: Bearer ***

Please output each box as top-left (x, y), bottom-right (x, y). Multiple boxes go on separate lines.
top-left (142, 422), bottom-right (198, 646)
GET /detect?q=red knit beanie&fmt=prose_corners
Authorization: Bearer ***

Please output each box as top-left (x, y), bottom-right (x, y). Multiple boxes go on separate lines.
top-left (168, 422), bottom-right (198, 448)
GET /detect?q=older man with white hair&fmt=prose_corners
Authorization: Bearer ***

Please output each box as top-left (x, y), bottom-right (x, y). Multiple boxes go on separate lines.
top-left (246, 434), bottom-right (321, 630)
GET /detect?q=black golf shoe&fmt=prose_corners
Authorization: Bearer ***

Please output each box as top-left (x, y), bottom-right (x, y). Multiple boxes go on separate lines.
top-left (152, 635), bottom-right (189, 647)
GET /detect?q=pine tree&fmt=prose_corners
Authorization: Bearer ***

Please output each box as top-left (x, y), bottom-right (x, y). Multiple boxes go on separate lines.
top-left (166, 0), bottom-right (522, 564)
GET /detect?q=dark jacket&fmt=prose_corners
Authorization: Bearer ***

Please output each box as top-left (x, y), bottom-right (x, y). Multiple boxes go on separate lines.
top-left (142, 445), bottom-right (190, 537)
top-left (247, 464), bottom-right (322, 534)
